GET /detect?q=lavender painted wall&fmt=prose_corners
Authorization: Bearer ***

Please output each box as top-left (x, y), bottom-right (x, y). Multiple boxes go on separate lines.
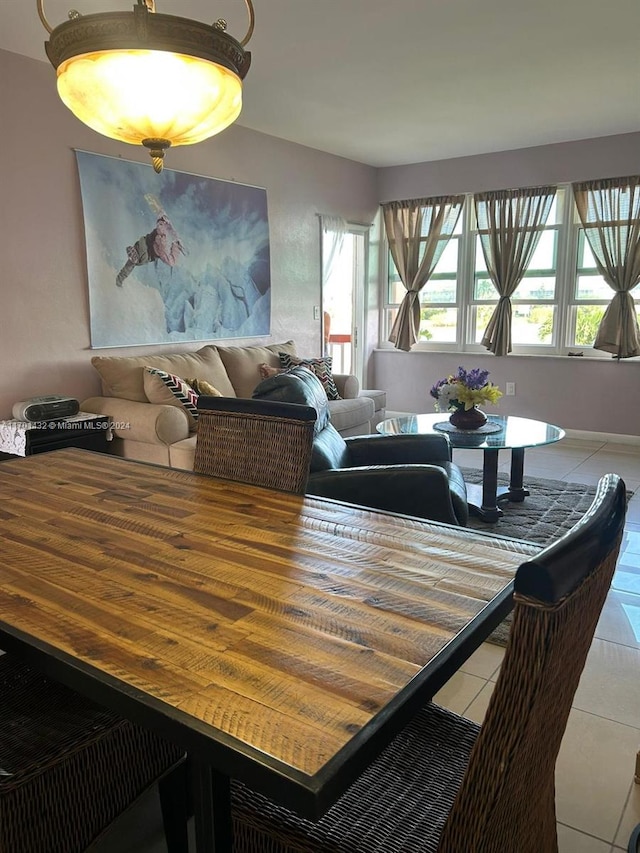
top-left (377, 132), bottom-right (640, 200)
top-left (373, 350), bottom-right (636, 436)
top-left (0, 48), bottom-right (378, 420)
top-left (373, 135), bottom-right (640, 437)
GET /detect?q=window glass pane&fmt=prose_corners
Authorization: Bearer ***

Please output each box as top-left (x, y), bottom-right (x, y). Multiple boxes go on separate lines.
top-left (388, 279), bottom-right (405, 304)
top-left (419, 307), bottom-right (457, 342)
top-left (513, 276), bottom-right (556, 300)
top-left (545, 193), bottom-right (560, 226)
top-left (432, 237), bottom-right (459, 274)
top-left (573, 305), bottom-right (606, 346)
top-left (473, 305), bottom-right (555, 344)
top-left (576, 275), bottom-right (612, 300)
top-left (474, 236), bottom-right (487, 273)
top-left (579, 235), bottom-right (598, 269)
top-left (527, 230), bottom-right (556, 271)
top-left (474, 276), bottom-right (498, 300)
top-left (420, 279), bottom-right (456, 304)
top-left (511, 305), bottom-right (555, 344)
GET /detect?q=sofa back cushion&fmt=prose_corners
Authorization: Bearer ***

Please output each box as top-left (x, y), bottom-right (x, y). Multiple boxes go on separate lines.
top-left (216, 340), bottom-right (297, 399)
top-left (92, 346), bottom-right (235, 402)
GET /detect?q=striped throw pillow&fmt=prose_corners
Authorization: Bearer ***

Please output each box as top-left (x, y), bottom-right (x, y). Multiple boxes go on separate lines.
top-left (278, 354), bottom-right (341, 401)
top-left (144, 368), bottom-right (200, 429)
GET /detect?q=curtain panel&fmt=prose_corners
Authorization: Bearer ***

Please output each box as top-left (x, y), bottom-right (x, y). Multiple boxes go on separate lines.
top-left (572, 176), bottom-right (640, 359)
top-left (474, 186), bottom-right (556, 356)
top-left (320, 215), bottom-right (347, 284)
top-left (382, 196), bottom-right (464, 352)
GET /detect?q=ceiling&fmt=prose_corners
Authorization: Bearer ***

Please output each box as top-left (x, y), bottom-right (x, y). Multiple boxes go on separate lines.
top-left (1, 0), bottom-right (639, 167)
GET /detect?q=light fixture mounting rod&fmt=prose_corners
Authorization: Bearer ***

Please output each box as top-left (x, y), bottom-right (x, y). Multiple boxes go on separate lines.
top-left (37, 1), bottom-right (255, 46)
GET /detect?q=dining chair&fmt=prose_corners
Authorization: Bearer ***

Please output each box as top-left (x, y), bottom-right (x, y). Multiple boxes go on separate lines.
top-left (194, 396), bottom-right (317, 494)
top-left (230, 472), bottom-right (626, 853)
top-left (0, 653), bottom-right (187, 853)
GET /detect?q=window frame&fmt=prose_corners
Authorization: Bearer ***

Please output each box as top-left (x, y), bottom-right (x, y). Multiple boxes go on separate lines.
top-left (380, 183), bottom-right (632, 358)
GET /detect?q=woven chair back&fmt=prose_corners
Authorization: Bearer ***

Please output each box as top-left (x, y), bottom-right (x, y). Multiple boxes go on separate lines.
top-left (440, 473), bottom-right (626, 853)
top-left (194, 400), bottom-right (316, 494)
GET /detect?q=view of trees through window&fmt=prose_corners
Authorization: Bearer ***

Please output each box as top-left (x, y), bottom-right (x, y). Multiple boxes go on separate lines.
top-left (384, 185), bottom-right (638, 355)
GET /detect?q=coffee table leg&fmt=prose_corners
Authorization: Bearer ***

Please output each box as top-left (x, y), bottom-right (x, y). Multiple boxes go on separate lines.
top-left (507, 448), bottom-right (530, 503)
top-left (191, 757), bottom-right (233, 852)
top-left (467, 448), bottom-right (503, 522)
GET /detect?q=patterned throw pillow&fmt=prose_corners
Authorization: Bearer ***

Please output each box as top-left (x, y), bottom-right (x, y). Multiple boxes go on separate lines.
top-left (278, 353), bottom-right (341, 401)
top-left (143, 368), bottom-right (200, 430)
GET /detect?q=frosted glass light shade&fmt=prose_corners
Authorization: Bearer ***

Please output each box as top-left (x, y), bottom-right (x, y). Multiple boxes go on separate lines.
top-left (57, 49), bottom-right (243, 147)
top-left (38, 0), bottom-right (254, 171)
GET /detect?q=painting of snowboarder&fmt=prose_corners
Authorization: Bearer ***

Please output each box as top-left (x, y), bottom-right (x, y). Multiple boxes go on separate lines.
top-left (75, 150), bottom-right (271, 347)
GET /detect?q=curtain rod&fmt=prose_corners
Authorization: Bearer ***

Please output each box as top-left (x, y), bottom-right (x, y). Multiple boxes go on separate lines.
top-left (315, 213), bottom-right (373, 228)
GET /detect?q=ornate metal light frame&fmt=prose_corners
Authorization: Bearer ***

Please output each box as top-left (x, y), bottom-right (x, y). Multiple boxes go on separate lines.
top-left (37, 0), bottom-right (254, 172)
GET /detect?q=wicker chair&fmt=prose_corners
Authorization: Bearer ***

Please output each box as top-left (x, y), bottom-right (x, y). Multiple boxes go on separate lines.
top-left (0, 654), bottom-right (187, 853)
top-left (194, 397), bottom-right (317, 494)
top-left (230, 473), bottom-right (626, 853)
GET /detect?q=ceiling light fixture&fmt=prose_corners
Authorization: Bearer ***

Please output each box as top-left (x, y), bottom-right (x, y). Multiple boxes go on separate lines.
top-left (37, 0), bottom-right (254, 172)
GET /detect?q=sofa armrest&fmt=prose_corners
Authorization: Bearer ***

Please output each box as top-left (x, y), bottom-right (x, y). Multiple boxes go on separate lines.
top-left (307, 465), bottom-right (464, 526)
top-left (81, 397), bottom-right (190, 445)
top-left (344, 433), bottom-right (453, 465)
top-left (332, 373), bottom-right (360, 399)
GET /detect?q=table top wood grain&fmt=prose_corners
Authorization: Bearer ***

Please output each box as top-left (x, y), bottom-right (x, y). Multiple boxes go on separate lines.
top-left (0, 449), bottom-right (539, 815)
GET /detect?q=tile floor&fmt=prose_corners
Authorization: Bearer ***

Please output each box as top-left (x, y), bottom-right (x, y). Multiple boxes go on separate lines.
top-left (93, 436), bottom-right (640, 853)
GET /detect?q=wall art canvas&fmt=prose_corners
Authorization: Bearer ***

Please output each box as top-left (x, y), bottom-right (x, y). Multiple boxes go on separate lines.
top-left (75, 150), bottom-right (271, 348)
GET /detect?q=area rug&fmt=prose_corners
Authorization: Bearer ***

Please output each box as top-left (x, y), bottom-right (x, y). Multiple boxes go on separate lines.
top-left (461, 468), bottom-right (599, 545)
top-left (459, 470), bottom-right (627, 646)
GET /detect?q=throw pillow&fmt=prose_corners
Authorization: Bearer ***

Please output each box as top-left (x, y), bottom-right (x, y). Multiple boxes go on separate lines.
top-left (278, 354), bottom-right (341, 401)
top-left (184, 378), bottom-right (223, 397)
top-left (143, 368), bottom-right (200, 430)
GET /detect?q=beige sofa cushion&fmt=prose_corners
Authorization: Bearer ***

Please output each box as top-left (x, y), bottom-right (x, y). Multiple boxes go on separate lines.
top-left (216, 340), bottom-right (297, 399)
top-left (92, 345), bottom-right (235, 402)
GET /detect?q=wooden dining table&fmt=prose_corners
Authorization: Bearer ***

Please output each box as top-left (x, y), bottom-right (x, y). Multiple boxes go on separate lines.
top-left (0, 449), bottom-right (539, 851)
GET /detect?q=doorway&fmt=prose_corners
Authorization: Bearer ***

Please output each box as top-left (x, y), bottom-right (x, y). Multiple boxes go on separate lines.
top-left (321, 223), bottom-right (367, 382)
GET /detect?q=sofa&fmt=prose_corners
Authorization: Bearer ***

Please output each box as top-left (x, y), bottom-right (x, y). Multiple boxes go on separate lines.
top-left (81, 340), bottom-right (386, 470)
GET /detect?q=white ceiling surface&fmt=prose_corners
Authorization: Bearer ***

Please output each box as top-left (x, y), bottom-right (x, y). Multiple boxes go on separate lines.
top-left (1, 0), bottom-right (639, 167)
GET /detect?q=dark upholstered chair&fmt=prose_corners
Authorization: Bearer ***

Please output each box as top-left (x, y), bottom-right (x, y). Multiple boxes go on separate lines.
top-left (230, 473), bottom-right (626, 853)
top-left (195, 396), bottom-right (317, 494)
top-left (252, 367), bottom-right (468, 526)
top-left (0, 654), bottom-right (187, 853)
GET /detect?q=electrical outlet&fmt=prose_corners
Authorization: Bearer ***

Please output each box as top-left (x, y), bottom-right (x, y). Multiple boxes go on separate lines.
top-left (505, 382), bottom-right (516, 396)
top-left (313, 305), bottom-right (320, 321)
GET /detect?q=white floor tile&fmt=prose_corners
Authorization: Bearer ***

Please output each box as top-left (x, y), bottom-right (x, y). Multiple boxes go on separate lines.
top-left (555, 709), bottom-right (639, 842)
top-left (461, 680), bottom-right (495, 723)
top-left (459, 641), bottom-right (505, 680)
top-left (615, 780), bottom-right (640, 847)
top-left (595, 590), bottom-right (640, 650)
top-left (557, 823), bottom-right (612, 852)
top-left (572, 639), bottom-right (640, 729)
top-left (432, 670), bottom-right (487, 715)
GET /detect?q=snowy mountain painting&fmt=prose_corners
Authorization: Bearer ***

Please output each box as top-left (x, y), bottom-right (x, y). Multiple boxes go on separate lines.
top-left (75, 150), bottom-right (271, 348)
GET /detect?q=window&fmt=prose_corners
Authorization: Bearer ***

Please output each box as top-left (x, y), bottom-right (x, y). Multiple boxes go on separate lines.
top-left (382, 184), bottom-right (638, 356)
top-left (387, 213), bottom-right (462, 344)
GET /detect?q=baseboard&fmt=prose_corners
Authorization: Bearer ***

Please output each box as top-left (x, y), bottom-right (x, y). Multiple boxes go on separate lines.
top-left (564, 428), bottom-right (640, 446)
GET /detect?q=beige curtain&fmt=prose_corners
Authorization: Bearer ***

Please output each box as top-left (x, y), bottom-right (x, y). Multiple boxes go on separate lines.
top-left (475, 186), bottom-right (556, 356)
top-left (572, 176), bottom-right (640, 358)
top-left (382, 195), bottom-right (464, 351)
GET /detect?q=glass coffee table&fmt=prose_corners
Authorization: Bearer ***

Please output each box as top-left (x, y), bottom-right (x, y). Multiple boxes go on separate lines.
top-left (377, 414), bottom-right (565, 522)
